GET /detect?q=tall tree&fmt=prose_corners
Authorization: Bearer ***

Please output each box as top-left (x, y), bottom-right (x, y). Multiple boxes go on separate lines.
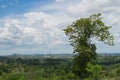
top-left (64, 13), bottom-right (114, 79)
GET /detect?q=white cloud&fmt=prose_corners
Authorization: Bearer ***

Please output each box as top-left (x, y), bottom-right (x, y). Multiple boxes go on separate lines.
top-left (0, 19), bottom-right (23, 44)
top-left (0, 0), bottom-right (120, 54)
top-left (24, 12), bottom-right (55, 25)
top-left (55, 0), bottom-right (65, 2)
top-left (0, 11), bottom-right (68, 47)
top-left (64, 0), bottom-right (120, 44)
top-left (66, 0), bottom-right (112, 17)
top-left (114, 33), bottom-right (120, 43)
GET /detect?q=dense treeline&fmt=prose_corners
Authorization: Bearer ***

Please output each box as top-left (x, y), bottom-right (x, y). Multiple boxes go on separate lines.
top-left (0, 54), bottom-right (120, 80)
top-left (0, 55), bottom-right (73, 80)
top-left (97, 55), bottom-right (120, 65)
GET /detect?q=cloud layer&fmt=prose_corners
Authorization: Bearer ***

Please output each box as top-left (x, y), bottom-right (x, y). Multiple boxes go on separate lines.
top-left (0, 0), bottom-right (120, 54)
top-left (0, 12), bottom-right (69, 46)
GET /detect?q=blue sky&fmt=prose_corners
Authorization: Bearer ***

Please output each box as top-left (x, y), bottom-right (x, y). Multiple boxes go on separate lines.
top-left (0, 0), bottom-right (54, 17)
top-left (0, 0), bottom-right (120, 55)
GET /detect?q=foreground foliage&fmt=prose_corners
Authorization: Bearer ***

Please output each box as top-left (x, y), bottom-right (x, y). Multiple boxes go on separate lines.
top-left (0, 54), bottom-right (120, 80)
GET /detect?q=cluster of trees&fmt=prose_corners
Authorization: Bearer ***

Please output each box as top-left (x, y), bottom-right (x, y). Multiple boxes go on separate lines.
top-left (0, 57), bottom-right (73, 80)
top-left (0, 54), bottom-right (120, 80)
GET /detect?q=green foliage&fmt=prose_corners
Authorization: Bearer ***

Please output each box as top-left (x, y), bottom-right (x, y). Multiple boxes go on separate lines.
top-left (0, 55), bottom-right (120, 80)
top-left (86, 63), bottom-right (102, 80)
top-left (0, 72), bottom-right (26, 80)
top-left (64, 13), bottom-right (114, 79)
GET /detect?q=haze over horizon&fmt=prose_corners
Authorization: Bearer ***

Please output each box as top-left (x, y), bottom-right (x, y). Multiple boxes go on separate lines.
top-left (0, 0), bottom-right (120, 55)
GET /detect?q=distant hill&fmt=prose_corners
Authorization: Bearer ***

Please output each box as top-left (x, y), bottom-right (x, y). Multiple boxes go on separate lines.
top-left (98, 53), bottom-right (120, 56)
top-left (2, 53), bottom-right (74, 59)
top-left (0, 53), bottom-right (120, 59)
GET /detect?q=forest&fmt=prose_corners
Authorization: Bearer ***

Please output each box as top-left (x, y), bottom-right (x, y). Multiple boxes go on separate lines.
top-left (0, 54), bottom-right (120, 80)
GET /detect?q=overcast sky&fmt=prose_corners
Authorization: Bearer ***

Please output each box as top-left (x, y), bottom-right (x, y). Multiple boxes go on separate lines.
top-left (0, 0), bottom-right (120, 55)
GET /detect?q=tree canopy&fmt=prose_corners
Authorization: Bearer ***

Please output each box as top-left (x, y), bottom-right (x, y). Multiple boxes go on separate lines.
top-left (64, 13), bottom-right (114, 79)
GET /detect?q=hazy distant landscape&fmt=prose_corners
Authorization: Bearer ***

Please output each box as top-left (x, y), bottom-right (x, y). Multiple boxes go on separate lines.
top-left (0, 53), bottom-right (120, 80)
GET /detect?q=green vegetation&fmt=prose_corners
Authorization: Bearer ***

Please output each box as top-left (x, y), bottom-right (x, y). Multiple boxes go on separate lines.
top-left (0, 55), bottom-right (72, 80)
top-left (64, 13), bottom-right (114, 79)
top-left (0, 54), bottom-right (120, 80)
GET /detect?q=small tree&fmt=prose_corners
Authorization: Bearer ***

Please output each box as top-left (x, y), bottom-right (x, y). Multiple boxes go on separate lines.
top-left (64, 13), bottom-right (114, 79)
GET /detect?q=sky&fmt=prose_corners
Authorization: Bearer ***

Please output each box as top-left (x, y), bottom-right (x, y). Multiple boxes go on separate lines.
top-left (0, 0), bottom-right (120, 55)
